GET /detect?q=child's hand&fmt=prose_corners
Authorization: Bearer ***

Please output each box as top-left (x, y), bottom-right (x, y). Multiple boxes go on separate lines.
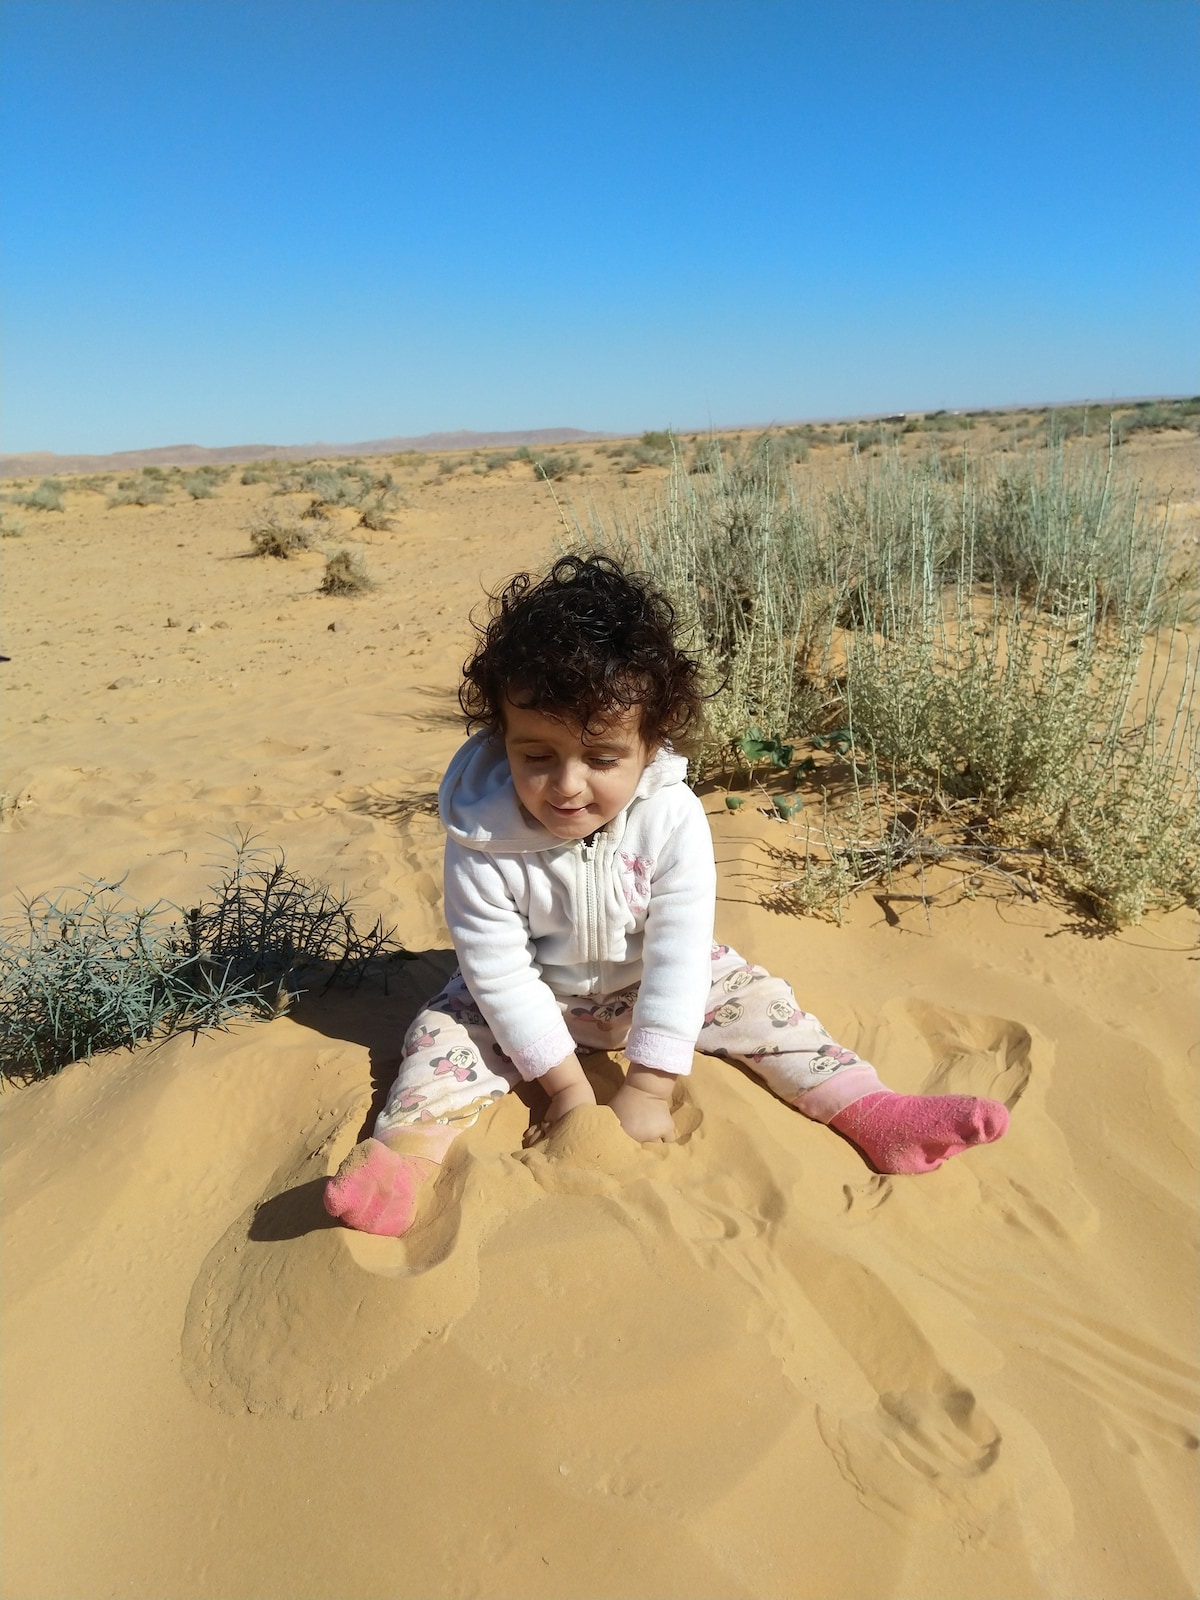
top-left (522, 1054), bottom-right (597, 1147)
top-left (608, 1064), bottom-right (678, 1144)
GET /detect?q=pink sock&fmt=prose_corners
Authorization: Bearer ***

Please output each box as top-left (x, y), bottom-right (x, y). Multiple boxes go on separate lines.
top-left (829, 1091), bottom-right (1009, 1175)
top-left (323, 1138), bottom-right (437, 1236)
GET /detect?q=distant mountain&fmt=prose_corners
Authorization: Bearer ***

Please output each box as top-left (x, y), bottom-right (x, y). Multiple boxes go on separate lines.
top-left (0, 426), bottom-right (610, 477)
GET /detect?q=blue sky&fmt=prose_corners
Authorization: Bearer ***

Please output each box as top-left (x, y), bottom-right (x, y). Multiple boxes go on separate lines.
top-left (3, 0), bottom-right (1197, 454)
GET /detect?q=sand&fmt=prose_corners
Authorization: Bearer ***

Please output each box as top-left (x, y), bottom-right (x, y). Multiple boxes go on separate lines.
top-left (1, 434), bottom-right (1197, 1600)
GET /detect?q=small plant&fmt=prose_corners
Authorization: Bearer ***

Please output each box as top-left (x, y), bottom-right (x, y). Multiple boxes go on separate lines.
top-left (246, 512), bottom-right (313, 558)
top-left (183, 473), bottom-right (215, 499)
top-left (17, 479), bottom-right (65, 512)
top-left (107, 479), bottom-right (166, 508)
top-left (320, 548), bottom-right (373, 595)
top-left (0, 509), bottom-right (27, 538)
top-left (358, 493), bottom-right (398, 531)
top-left (529, 451), bottom-right (580, 481)
top-left (0, 837), bottom-right (414, 1083)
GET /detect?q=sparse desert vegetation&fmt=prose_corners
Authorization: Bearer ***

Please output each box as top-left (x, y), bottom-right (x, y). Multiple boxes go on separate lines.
top-left (589, 431), bottom-right (1198, 927)
top-left (3, 400), bottom-right (1195, 933)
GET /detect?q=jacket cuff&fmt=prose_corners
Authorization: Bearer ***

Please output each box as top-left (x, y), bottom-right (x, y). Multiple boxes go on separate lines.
top-left (511, 1019), bottom-right (577, 1081)
top-left (626, 1028), bottom-right (694, 1075)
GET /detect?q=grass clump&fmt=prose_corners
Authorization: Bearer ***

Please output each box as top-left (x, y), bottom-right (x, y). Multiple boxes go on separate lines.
top-left (320, 548), bottom-right (373, 595)
top-left (0, 838), bottom-right (413, 1083)
top-left (246, 511), bottom-right (313, 558)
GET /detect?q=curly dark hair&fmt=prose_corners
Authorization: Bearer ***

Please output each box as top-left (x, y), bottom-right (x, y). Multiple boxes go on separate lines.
top-left (459, 553), bottom-right (704, 745)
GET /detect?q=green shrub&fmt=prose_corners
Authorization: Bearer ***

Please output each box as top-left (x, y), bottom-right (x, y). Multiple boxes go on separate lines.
top-left (588, 441), bottom-right (1198, 926)
top-left (0, 839), bottom-right (412, 1082)
top-left (529, 451), bottom-right (580, 481)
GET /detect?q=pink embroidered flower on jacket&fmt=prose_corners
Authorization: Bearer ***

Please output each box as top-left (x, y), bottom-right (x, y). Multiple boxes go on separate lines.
top-left (618, 852), bottom-right (655, 911)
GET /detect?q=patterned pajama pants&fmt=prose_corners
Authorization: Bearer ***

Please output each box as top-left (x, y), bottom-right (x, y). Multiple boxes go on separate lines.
top-left (374, 944), bottom-right (883, 1160)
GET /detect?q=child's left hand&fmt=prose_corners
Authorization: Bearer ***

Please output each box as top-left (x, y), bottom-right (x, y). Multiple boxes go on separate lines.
top-left (608, 1065), bottom-right (678, 1144)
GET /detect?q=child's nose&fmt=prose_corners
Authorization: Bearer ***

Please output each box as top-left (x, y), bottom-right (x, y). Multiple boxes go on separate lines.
top-left (553, 761), bottom-right (587, 797)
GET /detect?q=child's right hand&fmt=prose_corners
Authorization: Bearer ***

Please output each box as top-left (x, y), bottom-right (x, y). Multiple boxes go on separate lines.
top-left (522, 1054), bottom-right (597, 1147)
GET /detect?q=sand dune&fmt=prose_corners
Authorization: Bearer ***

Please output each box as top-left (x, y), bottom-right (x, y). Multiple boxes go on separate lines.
top-left (2, 435), bottom-right (1196, 1599)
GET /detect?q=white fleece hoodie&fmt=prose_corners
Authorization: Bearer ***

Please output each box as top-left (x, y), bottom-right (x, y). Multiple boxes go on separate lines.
top-left (439, 732), bottom-right (717, 1080)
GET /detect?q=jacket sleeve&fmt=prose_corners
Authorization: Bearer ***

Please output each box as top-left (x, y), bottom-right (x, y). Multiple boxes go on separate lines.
top-left (442, 838), bottom-right (575, 1080)
top-left (626, 794), bottom-right (716, 1074)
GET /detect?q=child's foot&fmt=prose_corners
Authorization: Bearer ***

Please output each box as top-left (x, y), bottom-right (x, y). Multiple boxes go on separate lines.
top-left (829, 1091), bottom-right (1008, 1174)
top-left (323, 1138), bottom-right (439, 1236)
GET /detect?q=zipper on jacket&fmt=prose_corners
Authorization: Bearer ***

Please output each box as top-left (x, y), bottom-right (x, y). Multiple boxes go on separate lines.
top-left (581, 830), bottom-right (601, 990)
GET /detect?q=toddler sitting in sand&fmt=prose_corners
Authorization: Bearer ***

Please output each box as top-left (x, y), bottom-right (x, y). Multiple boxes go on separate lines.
top-left (325, 555), bottom-right (1008, 1235)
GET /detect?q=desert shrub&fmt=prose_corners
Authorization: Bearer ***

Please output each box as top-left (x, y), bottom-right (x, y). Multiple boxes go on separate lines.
top-left (1113, 397), bottom-right (1200, 442)
top-left (183, 473), bottom-right (214, 499)
top-left (17, 479), bottom-right (65, 512)
top-left (528, 451), bottom-right (580, 481)
top-left (589, 441), bottom-right (1198, 926)
top-left (358, 492), bottom-right (399, 531)
top-left (320, 548), bottom-right (373, 595)
top-left (241, 462), bottom-right (280, 484)
top-left (107, 480), bottom-right (166, 507)
top-left (0, 839), bottom-right (412, 1083)
top-left (0, 509), bottom-right (27, 538)
top-left (246, 512), bottom-right (313, 558)
top-left (297, 465), bottom-right (366, 510)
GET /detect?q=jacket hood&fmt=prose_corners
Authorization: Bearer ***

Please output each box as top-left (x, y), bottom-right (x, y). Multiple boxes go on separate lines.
top-left (439, 731), bottom-right (690, 853)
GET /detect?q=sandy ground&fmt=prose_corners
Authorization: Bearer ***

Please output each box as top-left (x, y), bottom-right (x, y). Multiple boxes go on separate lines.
top-left (1, 434), bottom-right (1197, 1600)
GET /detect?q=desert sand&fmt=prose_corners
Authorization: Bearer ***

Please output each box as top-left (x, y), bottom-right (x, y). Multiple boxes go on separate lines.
top-left (2, 431), bottom-right (1197, 1600)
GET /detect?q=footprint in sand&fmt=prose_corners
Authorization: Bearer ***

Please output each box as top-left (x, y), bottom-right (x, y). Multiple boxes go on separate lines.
top-left (884, 998), bottom-right (1099, 1242)
top-left (795, 1248), bottom-right (1072, 1552)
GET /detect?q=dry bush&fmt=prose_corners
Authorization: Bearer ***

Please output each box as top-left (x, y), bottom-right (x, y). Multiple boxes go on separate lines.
top-left (246, 512), bottom-right (313, 558)
top-left (320, 548), bottom-right (373, 595)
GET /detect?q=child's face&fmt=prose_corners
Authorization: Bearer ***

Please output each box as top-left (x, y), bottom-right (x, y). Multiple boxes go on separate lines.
top-left (503, 700), bottom-right (654, 840)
